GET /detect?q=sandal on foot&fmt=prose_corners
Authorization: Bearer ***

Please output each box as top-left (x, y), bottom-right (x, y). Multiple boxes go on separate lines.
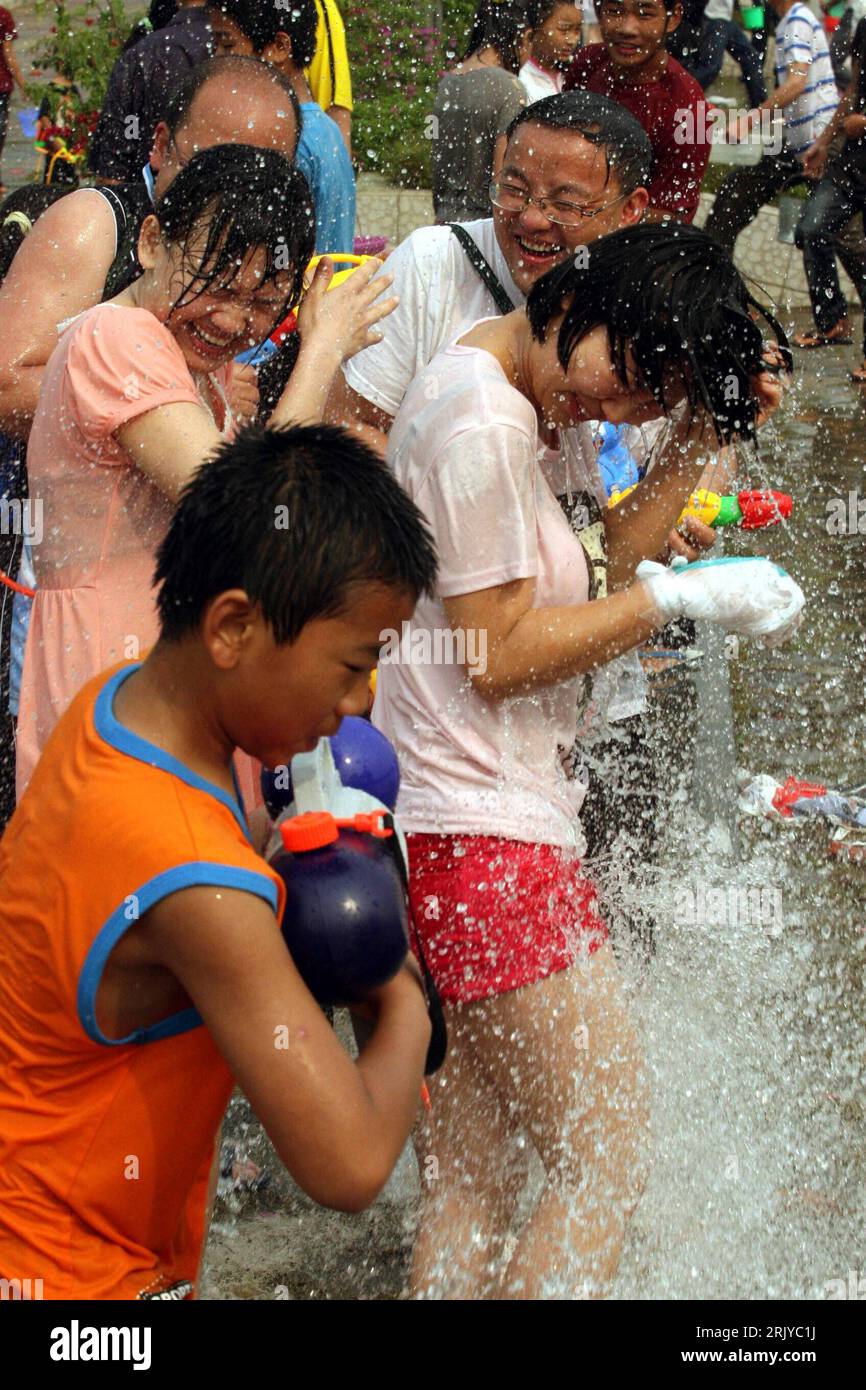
top-left (850, 363), bottom-right (866, 384)
top-left (793, 324), bottom-right (853, 348)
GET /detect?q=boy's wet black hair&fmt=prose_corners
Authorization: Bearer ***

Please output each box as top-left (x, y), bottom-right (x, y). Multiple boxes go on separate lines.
top-left (463, 0), bottom-right (532, 73)
top-left (505, 91), bottom-right (653, 195)
top-left (153, 144), bottom-right (315, 336)
top-left (163, 54), bottom-right (301, 158)
top-left (207, 0), bottom-right (319, 67)
top-left (154, 425), bottom-right (438, 643)
top-left (526, 222), bottom-right (792, 444)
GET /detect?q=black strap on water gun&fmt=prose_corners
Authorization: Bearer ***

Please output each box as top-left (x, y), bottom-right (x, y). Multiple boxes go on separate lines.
top-left (382, 813), bottom-right (448, 1076)
top-left (448, 224), bottom-right (516, 317)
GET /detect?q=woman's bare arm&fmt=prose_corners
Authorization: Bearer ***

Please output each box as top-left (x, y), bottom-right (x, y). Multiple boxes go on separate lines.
top-left (443, 576), bottom-right (661, 702)
top-left (0, 191), bottom-right (119, 436)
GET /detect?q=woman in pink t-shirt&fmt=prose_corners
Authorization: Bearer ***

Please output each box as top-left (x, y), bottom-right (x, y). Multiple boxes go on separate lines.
top-left (17, 143), bottom-right (394, 797)
top-left (377, 223), bottom-right (800, 1298)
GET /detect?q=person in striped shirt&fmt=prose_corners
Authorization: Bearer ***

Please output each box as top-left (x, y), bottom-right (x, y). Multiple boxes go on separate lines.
top-left (704, 0), bottom-right (839, 252)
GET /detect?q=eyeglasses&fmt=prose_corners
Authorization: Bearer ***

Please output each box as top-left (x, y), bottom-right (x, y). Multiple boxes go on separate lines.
top-left (489, 180), bottom-right (629, 227)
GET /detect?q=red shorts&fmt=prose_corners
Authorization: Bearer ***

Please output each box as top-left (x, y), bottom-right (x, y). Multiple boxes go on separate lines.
top-left (407, 833), bottom-right (608, 1004)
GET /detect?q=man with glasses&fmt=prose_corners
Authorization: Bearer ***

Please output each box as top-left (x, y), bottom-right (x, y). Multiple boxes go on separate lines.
top-left (325, 92), bottom-right (652, 452)
top-left (563, 0), bottom-right (711, 221)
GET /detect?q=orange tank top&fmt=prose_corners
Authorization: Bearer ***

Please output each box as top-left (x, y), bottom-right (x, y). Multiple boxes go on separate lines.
top-left (0, 662), bottom-right (285, 1299)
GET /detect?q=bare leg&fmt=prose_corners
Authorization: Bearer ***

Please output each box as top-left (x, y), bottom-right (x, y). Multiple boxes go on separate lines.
top-left (411, 943), bottom-right (649, 1299)
top-left (410, 1007), bottom-right (533, 1299)
top-left (478, 945), bottom-right (650, 1298)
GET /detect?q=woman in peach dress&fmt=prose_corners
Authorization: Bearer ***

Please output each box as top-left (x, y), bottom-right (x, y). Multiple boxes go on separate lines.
top-left (17, 143), bottom-right (394, 797)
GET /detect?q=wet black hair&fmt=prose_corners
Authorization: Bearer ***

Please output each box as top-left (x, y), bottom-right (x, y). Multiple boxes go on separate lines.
top-left (152, 144), bottom-right (315, 335)
top-left (207, 0), bottom-right (319, 66)
top-left (163, 54), bottom-right (301, 159)
top-left (0, 185), bottom-right (75, 283)
top-left (154, 424), bottom-right (438, 643)
top-left (526, 222), bottom-right (792, 443)
top-left (505, 90), bottom-right (653, 194)
top-left (463, 0), bottom-right (532, 74)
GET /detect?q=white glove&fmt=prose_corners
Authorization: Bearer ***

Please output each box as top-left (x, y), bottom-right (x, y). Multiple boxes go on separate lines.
top-left (637, 555), bottom-right (805, 645)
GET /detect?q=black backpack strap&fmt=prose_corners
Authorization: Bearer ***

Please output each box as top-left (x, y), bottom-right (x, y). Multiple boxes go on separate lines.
top-left (448, 223), bottom-right (516, 316)
top-left (92, 185), bottom-right (128, 249)
top-left (97, 184), bottom-right (152, 300)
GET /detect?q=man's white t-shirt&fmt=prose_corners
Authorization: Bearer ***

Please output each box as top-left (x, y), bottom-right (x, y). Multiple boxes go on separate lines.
top-left (375, 339), bottom-right (591, 851)
top-left (775, 3), bottom-right (839, 157)
top-left (343, 218), bottom-right (647, 724)
top-left (344, 220), bottom-right (521, 416)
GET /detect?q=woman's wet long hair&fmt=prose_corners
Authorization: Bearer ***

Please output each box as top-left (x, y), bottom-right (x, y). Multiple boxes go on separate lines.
top-left (463, 0), bottom-right (531, 73)
top-left (526, 222), bottom-right (792, 444)
top-left (152, 144), bottom-right (315, 342)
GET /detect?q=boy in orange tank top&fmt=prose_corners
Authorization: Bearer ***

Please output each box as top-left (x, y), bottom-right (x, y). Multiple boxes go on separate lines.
top-left (0, 423), bottom-right (437, 1301)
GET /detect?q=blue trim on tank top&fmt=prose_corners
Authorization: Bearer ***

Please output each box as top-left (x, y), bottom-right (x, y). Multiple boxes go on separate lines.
top-left (78, 864), bottom-right (279, 1046)
top-left (93, 663), bottom-right (248, 835)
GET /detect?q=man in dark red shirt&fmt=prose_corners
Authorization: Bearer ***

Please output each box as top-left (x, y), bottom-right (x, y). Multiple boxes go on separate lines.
top-left (0, 5), bottom-right (26, 194)
top-left (563, 0), bottom-right (710, 221)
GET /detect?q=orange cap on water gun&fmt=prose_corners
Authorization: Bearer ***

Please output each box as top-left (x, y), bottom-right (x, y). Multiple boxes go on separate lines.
top-left (279, 809), bottom-right (396, 851)
top-left (280, 812), bottom-right (339, 852)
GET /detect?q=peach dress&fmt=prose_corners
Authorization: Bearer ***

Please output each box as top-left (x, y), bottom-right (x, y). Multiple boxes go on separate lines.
top-left (16, 303), bottom-right (233, 799)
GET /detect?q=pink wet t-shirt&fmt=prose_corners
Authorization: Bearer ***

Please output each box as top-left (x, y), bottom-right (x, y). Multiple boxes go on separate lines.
top-left (16, 303), bottom-right (231, 798)
top-left (374, 333), bottom-right (591, 851)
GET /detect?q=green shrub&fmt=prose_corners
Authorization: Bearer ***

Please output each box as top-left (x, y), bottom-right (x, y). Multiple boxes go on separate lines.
top-left (345, 1), bottom-right (479, 187)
